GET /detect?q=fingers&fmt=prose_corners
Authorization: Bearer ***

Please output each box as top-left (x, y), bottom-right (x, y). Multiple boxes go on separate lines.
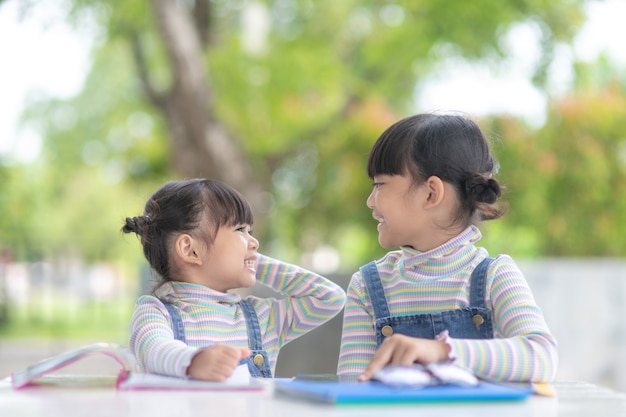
top-left (187, 344), bottom-right (251, 382)
top-left (359, 337), bottom-right (398, 381)
top-left (390, 339), bottom-right (421, 366)
top-left (239, 347), bottom-right (252, 359)
top-left (359, 335), bottom-right (424, 381)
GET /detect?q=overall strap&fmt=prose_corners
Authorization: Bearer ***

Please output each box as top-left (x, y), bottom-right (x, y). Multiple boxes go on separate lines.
top-left (469, 257), bottom-right (493, 308)
top-left (239, 298), bottom-right (264, 351)
top-left (239, 298), bottom-right (272, 378)
top-left (163, 302), bottom-right (187, 343)
top-left (361, 261), bottom-right (390, 319)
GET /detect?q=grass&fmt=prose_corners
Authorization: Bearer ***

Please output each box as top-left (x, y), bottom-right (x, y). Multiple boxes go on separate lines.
top-left (0, 298), bottom-right (134, 344)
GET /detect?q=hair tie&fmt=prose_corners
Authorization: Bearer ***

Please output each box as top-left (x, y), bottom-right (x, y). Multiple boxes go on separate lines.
top-left (144, 215), bottom-right (152, 225)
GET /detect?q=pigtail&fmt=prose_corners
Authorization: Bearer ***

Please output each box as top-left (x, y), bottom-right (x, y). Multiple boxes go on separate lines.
top-left (122, 215), bottom-right (152, 236)
top-left (464, 174), bottom-right (506, 221)
top-left (465, 174), bottom-right (501, 204)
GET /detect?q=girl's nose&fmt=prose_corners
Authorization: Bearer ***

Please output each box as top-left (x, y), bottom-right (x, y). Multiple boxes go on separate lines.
top-left (249, 235), bottom-right (260, 250)
top-left (366, 190), bottom-right (375, 209)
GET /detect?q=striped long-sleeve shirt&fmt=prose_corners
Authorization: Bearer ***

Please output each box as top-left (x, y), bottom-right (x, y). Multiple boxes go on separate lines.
top-left (337, 226), bottom-right (558, 382)
top-left (130, 254), bottom-right (346, 377)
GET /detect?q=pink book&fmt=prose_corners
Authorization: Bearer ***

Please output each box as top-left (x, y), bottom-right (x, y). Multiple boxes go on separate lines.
top-left (11, 342), bottom-right (264, 391)
top-left (11, 342), bottom-right (136, 389)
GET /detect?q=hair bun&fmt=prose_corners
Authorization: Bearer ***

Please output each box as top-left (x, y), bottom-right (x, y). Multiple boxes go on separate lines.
top-left (122, 217), bottom-right (138, 234)
top-left (465, 175), bottom-right (501, 204)
top-left (122, 216), bottom-right (152, 235)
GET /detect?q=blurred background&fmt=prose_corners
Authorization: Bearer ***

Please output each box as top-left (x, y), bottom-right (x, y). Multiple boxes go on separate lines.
top-left (1, 0), bottom-right (626, 391)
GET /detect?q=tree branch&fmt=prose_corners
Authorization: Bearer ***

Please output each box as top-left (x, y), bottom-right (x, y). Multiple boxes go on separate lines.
top-left (130, 32), bottom-right (166, 109)
top-left (150, 0), bottom-right (212, 110)
top-left (147, 0), bottom-right (264, 209)
top-left (193, 0), bottom-right (211, 47)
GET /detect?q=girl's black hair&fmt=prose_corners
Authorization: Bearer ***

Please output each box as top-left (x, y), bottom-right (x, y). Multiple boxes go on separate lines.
top-left (122, 179), bottom-right (253, 285)
top-left (367, 113), bottom-right (506, 225)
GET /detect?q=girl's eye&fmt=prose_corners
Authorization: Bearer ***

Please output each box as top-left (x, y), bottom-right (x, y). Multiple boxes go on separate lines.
top-left (236, 225), bottom-right (253, 235)
top-left (373, 182), bottom-right (382, 188)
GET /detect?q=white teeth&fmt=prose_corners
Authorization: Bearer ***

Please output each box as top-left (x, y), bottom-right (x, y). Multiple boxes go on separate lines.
top-left (245, 260), bottom-right (255, 267)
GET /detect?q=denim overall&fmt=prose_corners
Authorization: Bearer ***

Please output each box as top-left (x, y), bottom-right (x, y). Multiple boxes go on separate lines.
top-left (362, 257), bottom-right (494, 346)
top-left (162, 298), bottom-right (272, 377)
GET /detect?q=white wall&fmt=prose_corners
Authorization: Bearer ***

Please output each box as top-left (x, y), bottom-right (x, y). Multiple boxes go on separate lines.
top-left (518, 259), bottom-right (626, 391)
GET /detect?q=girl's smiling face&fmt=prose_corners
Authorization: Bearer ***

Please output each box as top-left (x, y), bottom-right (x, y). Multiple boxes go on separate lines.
top-left (201, 223), bottom-right (259, 292)
top-left (367, 174), bottom-right (429, 250)
top-left (367, 174), bottom-right (465, 252)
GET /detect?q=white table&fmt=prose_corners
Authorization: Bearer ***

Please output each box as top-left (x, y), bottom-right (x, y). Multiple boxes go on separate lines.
top-left (1, 378), bottom-right (625, 417)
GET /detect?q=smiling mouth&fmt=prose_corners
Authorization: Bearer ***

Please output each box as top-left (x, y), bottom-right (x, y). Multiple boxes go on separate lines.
top-left (244, 258), bottom-right (257, 272)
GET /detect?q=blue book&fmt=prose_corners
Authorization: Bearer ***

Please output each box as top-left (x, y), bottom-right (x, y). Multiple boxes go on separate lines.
top-left (274, 378), bottom-right (533, 405)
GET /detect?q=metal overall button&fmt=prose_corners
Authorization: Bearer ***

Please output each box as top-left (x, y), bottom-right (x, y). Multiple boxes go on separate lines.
top-left (253, 354), bottom-right (265, 366)
top-left (472, 314), bottom-right (485, 329)
top-left (381, 325), bottom-right (394, 337)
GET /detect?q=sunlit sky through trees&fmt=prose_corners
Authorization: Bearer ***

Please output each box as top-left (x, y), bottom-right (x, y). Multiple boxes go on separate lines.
top-left (1, 0), bottom-right (625, 163)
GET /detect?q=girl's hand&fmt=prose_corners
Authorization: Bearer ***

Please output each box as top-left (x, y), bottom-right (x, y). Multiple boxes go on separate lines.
top-left (186, 344), bottom-right (252, 382)
top-left (358, 334), bottom-right (450, 381)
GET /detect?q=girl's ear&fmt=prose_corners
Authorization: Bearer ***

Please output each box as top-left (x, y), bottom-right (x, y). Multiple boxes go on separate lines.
top-left (424, 176), bottom-right (446, 207)
top-left (174, 234), bottom-right (204, 266)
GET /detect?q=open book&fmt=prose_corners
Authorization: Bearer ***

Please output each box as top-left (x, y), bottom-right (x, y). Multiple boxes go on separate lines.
top-left (11, 342), bottom-right (136, 389)
top-left (117, 366), bottom-right (264, 391)
top-left (11, 342), bottom-right (264, 391)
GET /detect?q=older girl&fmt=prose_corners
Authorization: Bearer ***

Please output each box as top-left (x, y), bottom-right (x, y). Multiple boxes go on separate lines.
top-left (337, 113), bottom-right (558, 383)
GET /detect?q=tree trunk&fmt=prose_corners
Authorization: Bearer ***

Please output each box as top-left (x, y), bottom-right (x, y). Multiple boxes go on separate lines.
top-left (138, 0), bottom-right (264, 208)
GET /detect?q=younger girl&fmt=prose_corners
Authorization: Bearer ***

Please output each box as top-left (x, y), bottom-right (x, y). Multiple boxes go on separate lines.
top-left (337, 113), bottom-right (558, 383)
top-left (123, 179), bottom-right (346, 381)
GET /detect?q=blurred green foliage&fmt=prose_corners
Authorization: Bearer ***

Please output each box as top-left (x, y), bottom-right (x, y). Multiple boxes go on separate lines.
top-left (486, 82), bottom-right (626, 256)
top-left (1, 0), bottom-right (624, 286)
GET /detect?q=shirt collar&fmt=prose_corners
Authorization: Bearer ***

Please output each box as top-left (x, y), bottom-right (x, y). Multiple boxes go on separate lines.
top-left (155, 281), bottom-right (242, 306)
top-left (399, 225), bottom-right (482, 274)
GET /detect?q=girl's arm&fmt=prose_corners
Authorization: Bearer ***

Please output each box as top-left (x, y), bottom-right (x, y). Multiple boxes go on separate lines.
top-left (250, 254), bottom-right (346, 346)
top-left (337, 271), bottom-right (378, 375)
top-left (129, 296), bottom-right (199, 377)
top-left (130, 297), bottom-right (250, 380)
top-left (445, 255), bottom-right (559, 382)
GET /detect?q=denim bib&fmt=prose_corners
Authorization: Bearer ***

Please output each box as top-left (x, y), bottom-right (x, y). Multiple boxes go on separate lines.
top-left (163, 298), bottom-right (272, 377)
top-left (362, 257), bottom-right (494, 346)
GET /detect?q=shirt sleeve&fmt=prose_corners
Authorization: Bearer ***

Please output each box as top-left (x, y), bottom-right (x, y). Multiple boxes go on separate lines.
top-left (249, 254), bottom-right (346, 347)
top-left (337, 270), bottom-right (377, 375)
top-left (129, 295), bottom-right (198, 377)
top-left (445, 255), bottom-right (559, 382)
